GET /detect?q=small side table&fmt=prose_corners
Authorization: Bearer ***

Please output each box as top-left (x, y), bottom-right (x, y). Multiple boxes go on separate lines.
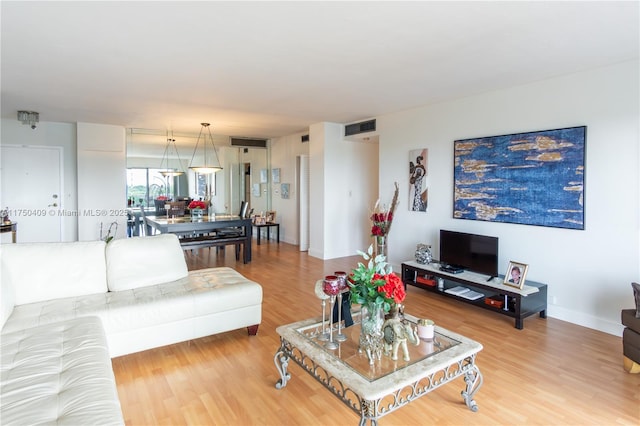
top-left (1, 222), bottom-right (17, 243)
top-left (253, 222), bottom-right (280, 245)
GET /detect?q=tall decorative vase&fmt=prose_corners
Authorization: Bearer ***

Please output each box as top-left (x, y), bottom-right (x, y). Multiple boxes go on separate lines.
top-left (415, 243), bottom-right (432, 264)
top-left (359, 302), bottom-right (385, 365)
top-left (375, 235), bottom-right (387, 258)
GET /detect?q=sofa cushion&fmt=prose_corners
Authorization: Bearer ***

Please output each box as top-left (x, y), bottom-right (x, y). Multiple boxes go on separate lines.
top-left (106, 234), bottom-right (188, 291)
top-left (632, 282), bottom-right (640, 318)
top-left (622, 309), bottom-right (640, 333)
top-left (0, 273), bottom-right (15, 331)
top-left (3, 266), bottom-right (261, 334)
top-left (0, 241), bottom-right (107, 305)
top-left (1, 316), bottom-right (124, 425)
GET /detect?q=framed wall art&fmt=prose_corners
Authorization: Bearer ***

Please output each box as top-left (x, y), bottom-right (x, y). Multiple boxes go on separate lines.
top-left (409, 148), bottom-right (428, 212)
top-left (260, 169), bottom-right (268, 183)
top-left (453, 126), bottom-right (586, 229)
top-left (252, 183), bottom-right (261, 197)
top-left (272, 168), bottom-right (281, 183)
top-left (281, 183), bottom-right (290, 199)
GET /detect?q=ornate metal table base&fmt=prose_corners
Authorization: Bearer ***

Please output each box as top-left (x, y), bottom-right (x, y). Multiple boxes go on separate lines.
top-left (274, 318), bottom-right (483, 425)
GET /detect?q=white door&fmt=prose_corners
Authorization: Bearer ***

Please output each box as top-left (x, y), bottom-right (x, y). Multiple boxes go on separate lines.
top-left (0, 145), bottom-right (63, 242)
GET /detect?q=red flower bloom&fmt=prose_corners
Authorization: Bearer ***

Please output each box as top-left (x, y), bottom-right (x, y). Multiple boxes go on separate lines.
top-left (377, 273), bottom-right (406, 304)
top-left (188, 200), bottom-right (207, 210)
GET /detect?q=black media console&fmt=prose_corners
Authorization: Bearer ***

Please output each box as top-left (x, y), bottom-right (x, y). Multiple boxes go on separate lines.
top-left (401, 261), bottom-right (547, 330)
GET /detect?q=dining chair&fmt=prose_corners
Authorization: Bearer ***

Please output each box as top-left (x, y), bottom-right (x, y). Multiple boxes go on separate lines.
top-left (139, 206), bottom-right (153, 236)
top-left (212, 201), bottom-right (248, 256)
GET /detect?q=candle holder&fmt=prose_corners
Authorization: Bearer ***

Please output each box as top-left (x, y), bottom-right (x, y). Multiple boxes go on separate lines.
top-left (314, 279), bottom-right (330, 341)
top-left (322, 275), bottom-right (341, 350)
top-left (334, 271), bottom-right (348, 342)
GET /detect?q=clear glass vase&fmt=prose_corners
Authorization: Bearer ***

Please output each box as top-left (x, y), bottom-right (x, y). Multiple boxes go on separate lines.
top-left (359, 302), bottom-right (385, 365)
top-left (375, 235), bottom-right (387, 258)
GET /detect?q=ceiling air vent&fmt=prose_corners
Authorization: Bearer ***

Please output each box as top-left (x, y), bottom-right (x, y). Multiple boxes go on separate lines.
top-left (301, 134), bottom-right (309, 143)
top-left (345, 119), bottom-right (376, 137)
top-left (230, 137), bottom-right (268, 148)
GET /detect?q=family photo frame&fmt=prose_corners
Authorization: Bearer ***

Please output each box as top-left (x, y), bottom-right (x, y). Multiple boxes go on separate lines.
top-left (504, 261), bottom-right (528, 289)
top-left (266, 211), bottom-right (276, 223)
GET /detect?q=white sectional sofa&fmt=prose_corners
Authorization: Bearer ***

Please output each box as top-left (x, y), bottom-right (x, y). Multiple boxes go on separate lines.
top-left (0, 234), bottom-right (263, 425)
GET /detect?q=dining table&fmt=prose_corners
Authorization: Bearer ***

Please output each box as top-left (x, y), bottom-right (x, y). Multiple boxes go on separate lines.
top-left (144, 214), bottom-right (253, 263)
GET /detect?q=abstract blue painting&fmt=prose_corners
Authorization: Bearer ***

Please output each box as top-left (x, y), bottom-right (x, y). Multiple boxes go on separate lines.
top-left (453, 126), bottom-right (586, 230)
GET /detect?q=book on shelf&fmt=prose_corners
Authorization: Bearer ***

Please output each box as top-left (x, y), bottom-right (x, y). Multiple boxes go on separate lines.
top-left (444, 286), bottom-right (469, 295)
top-left (444, 286), bottom-right (484, 300)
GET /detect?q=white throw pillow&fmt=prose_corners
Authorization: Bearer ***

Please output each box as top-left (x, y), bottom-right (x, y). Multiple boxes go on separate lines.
top-left (106, 234), bottom-right (188, 291)
top-left (1, 241), bottom-right (108, 305)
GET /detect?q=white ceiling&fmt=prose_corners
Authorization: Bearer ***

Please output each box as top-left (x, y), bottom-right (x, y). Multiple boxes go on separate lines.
top-left (2, 1), bottom-right (638, 139)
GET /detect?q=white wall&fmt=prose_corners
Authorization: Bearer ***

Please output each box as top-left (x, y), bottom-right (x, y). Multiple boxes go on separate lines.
top-left (0, 119), bottom-right (78, 241)
top-left (270, 131), bottom-right (309, 245)
top-left (306, 122), bottom-right (379, 259)
top-left (378, 60), bottom-right (639, 336)
top-left (77, 123), bottom-right (126, 241)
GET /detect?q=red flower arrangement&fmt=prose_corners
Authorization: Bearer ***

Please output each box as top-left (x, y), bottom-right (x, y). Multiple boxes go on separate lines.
top-left (156, 195), bottom-right (168, 201)
top-left (370, 182), bottom-right (399, 238)
top-left (371, 212), bottom-right (393, 236)
top-left (349, 245), bottom-right (405, 313)
top-left (188, 200), bottom-right (207, 210)
top-left (374, 272), bottom-right (406, 304)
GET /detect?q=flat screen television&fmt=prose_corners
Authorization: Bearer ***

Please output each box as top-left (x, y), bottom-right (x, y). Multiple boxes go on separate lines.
top-left (439, 230), bottom-right (498, 277)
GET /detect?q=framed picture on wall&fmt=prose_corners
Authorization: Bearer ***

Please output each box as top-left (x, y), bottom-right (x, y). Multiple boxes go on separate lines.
top-left (281, 183), bottom-right (290, 199)
top-left (409, 148), bottom-right (428, 212)
top-left (252, 183), bottom-right (261, 197)
top-left (260, 169), bottom-right (268, 183)
top-left (272, 168), bottom-right (281, 183)
top-left (453, 126), bottom-right (586, 229)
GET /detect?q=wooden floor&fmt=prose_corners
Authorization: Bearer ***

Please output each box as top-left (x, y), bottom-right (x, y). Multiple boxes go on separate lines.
top-left (112, 241), bottom-right (639, 425)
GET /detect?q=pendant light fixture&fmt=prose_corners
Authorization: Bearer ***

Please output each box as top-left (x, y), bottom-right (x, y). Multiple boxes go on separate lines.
top-left (188, 123), bottom-right (223, 174)
top-left (159, 130), bottom-right (185, 177)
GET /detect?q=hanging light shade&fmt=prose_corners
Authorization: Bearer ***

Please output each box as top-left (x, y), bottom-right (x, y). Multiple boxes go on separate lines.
top-left (159, 130), bottom-right (185, 177)
top-left (188, 123), bottom-right (223, 174)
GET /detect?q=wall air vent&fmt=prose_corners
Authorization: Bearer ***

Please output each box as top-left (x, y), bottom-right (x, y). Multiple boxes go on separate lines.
top-left (345, 119), bottom-right (376, 137)
top-left (230, 137), bottom-right (268, 148)
top-left (301, 134), bottom-right (309, 143)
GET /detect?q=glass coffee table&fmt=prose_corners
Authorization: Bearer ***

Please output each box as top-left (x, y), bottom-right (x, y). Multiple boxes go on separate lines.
top-left (274, 311), bottom-right (483, 425)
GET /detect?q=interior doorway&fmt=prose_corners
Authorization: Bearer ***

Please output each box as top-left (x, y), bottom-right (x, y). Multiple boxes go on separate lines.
top-left (244, 163), bottom-right (251, 215)
top-left (0, 145), bottom-right (63, 242)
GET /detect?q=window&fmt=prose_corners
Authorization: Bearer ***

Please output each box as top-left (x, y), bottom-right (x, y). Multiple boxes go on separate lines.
top-left (127, 168), bottom-right (169, 207)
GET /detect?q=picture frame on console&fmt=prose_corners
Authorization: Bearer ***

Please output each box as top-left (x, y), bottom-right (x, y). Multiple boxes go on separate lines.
top-left (504, 261), bottom-right (528, 289)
